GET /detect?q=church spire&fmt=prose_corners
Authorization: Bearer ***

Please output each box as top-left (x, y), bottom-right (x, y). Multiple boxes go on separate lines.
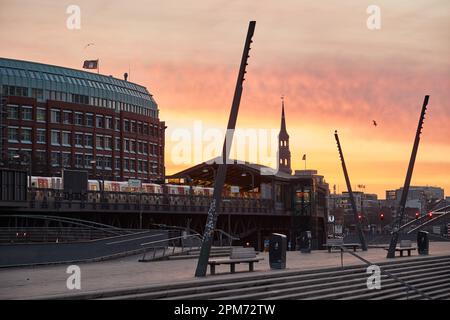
top-left (278, 96), bottom-right (292, 174)
top-left (280, 96), bottom-right (288, 138)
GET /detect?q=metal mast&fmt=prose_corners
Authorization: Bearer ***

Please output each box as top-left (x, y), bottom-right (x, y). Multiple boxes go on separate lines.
top-left (334, 130), bottom-right (367, 251)
top-left (387, 95), bottom-right (429, 258)
top-left (195, 21), bottom-right (256, 277)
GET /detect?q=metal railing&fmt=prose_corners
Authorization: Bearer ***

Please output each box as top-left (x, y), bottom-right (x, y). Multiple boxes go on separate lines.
top-left (0, 214), bottom-right (136, 243)
top-left (139, 231), bottom-right (203, 262)
top-left (338, 246), bottom-right (433, 300)
top-left (26, 189), bottom-right (276, 214)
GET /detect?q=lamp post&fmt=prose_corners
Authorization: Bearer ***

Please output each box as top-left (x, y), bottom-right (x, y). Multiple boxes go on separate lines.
top-left (13, 154), bottom-right (31, 187)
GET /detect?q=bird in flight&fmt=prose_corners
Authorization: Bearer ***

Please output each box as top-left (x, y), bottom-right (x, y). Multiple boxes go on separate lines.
top-left (372, 120), bottom-right (377, 127)
top-left (84, 43), bottom-right (95, 49)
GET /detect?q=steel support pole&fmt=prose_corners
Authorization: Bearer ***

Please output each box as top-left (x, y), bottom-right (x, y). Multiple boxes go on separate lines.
top-left (387, 95), bottom-right (429, 258)
top-left (334, 131), bottom-right (367, 251)
top-left (195, 21), bottom-right (256, 277)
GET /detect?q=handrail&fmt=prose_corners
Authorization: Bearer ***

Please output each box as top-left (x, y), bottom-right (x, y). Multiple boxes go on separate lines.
top-left (338, 246), bottom-right (433, 300)
top-left (139, 233), bottom-right (203, 262)
top-left (407, 210), bottom-right (450, 234)
top-left (1, 214), bottom-right (128, 235)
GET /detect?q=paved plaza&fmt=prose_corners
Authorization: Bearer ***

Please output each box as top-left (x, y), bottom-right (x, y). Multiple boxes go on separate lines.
top-left (0, 242), bottom-right (449, 299)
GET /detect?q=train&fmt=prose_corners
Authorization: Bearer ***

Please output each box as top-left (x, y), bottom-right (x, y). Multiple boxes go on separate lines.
top-left (29, 176), bottom-right (214, 196)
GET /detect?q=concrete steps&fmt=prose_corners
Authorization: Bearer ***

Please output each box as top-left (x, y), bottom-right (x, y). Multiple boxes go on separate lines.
top-left (99, 255), bottom-right (450, 300)
top-left (46, 255), bottom-right (450, 300)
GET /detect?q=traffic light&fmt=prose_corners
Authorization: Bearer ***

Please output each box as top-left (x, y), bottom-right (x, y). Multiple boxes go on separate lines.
top-left (380, 213), bottom-right (384, 220)
top-left (428, 212), bottom-right (433, 219)
top-left (358, 214), bottom-right (362, 221)
top-left (415, 212), bottom-right (420, 219)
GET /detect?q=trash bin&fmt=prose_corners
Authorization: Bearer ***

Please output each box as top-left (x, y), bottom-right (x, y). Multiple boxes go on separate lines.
top-left (299, 231), bottom-right (312, 253)
top-left (269, 233), bottom-right (287, 269)
top-left (417, 231), bottom-right (429, 255)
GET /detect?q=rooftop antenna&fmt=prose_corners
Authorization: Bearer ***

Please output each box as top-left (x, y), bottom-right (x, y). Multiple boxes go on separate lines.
top-left (386, 95), bottom-right (429, 258)
top-left (195, 21), bottom-right (256, 277)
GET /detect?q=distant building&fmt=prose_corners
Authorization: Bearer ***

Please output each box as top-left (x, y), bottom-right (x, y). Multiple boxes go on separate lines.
top-left (328, 191), bottom-right (392, 234)
top-left (385, 186), bottom-right (445, 215)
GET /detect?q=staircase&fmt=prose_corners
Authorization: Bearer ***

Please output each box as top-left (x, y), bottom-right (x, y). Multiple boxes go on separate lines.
top-left (56, 255), bottom-right (450, 300)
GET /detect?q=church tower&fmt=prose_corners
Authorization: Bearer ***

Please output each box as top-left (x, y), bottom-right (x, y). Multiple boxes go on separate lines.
top-left (279, 97), bottom-right (292, 174)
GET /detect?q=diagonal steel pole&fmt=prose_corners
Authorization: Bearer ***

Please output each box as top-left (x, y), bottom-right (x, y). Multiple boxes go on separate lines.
top-left (195, 21), bottom-right (256, 277)
top-left (334, 130), bottom-right (367, 251)
top-left (387, 95), bottom-right (429, 258)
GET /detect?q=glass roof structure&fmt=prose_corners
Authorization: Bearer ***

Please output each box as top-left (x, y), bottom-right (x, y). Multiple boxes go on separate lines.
top-left (0, 57), bottom-right (158, 112)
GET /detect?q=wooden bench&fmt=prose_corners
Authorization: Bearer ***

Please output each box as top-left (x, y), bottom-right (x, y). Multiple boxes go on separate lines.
top-left (208, 247), bottom-right (264, 275)
top-left (324, 238), bottom-right (361, 253)
top-left (384, 240), bottom-right (417, 257)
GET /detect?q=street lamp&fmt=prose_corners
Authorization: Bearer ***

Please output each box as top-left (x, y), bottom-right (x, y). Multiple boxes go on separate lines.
top-left (13, 154), bottom-right (31, 187)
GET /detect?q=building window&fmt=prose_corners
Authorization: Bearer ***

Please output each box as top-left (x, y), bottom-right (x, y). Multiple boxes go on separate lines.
top-left (36, 108), bottom-right (46, 122)
top-left (144, 123), bottom-right (149, 135)
top-left (124, 120), bottom-right (130, 132)
top-left (7, 127), bottom-right (19, 142)
top-left (104, 157), bottom-right (112, 169)
top-left (143, 161), bottom-right (148, 173)
top-left (22, 106), bottom-right (33, 121)
top-left (123, 158), bottom-right (129, 171)
top-left (7, 105), bottom-right (19, 119)
top-left (143, 143), bottom-right (148, 155)
top-left (51, 109), bottom-right (61, 123)
top-left (51, 130), bottom-right (60, 145)
top-left (96, 156), bottom-right (104, 169)
top-left (63, 111), bottom-right (71, 124)
top-left (62, 132), bottom-right (71, 146)
top-left (85, 113), bottom-right (93, 127)
top-left (130, 159), bottom-right (136, 172)
top-left (104, 136), bottom-right (112, 150)
top-left (62, 152), bottom-right (71, 168)
top-left (115, 119), bottom-right (120, 131)
top-left (84, 154), bottom-right (93, 168)
top-left (115, 137), bottom-right (121, 150)
top-left (36, 150), bottom-right (47, 165)
top-left (105, 117), bottom-right (113, 129)
top-left (114, 158), bottom-right (121, 171)
top-left (37, 129), bottom-right (46, 144)
top-left (75, 112), bottom-right (83, 125)
top-left (21, 127), bottom-right (32, 143)
top-left (130, 121), bottom-right (136, 133)
top-left (96, 135), bottom-right (104, 149)
top-left (84, 134), bottom-right (93, 148)
top-left (124, 139), bottom-right (130, 152)
top-left (75, 133), bottom-right (83, 147)
top-left (130, 140), bottom-right (135, 153)
top-left (96, 115), bottom-right (104, 128)
top-left (51, 152), bottom-right (61, 167)
top-left (32, 88), bottom-right (44, 101)
top-left (75, 154), bottom-right (84, 168)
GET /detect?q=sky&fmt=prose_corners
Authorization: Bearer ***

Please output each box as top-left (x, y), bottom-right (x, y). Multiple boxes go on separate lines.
top-left (0, 0), bottom-right (449, 198)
